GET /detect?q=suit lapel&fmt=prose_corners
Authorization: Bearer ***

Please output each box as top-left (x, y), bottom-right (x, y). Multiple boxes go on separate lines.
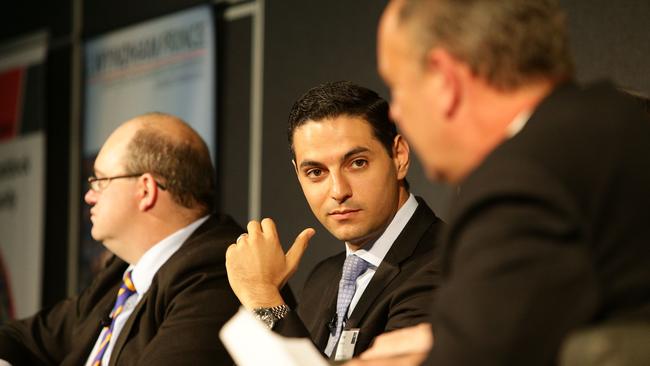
top-left (313, 256), bottom-right (344, 350)
top-left (67, 260), bottom-right (127, 365)
top-left (108, 289), bottom-right (153, 366)
top-left (106, 216), bottom-right (223, 365)
top-left (346, 199), bottom-right (437, 328)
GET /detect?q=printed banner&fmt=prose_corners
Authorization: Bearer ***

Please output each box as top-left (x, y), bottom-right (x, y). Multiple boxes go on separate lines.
top-left (0, 32), bottom-right (47, 320)
top-left (0, 132), bottom-right (45, 320)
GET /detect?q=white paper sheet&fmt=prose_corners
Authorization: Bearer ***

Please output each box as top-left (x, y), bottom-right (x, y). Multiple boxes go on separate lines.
top-left (219, 307), bottom-right (329, 366)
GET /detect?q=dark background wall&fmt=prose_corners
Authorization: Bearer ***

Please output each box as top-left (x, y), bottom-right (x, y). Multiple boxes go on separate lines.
top-left (561, 0), bottom-right (650, 94)
top-left (0, 0), bottom-right (648, 306)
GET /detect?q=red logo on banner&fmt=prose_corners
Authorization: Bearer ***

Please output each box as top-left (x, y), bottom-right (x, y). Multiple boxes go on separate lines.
top-left (0, 68), bottom-right (24, 142)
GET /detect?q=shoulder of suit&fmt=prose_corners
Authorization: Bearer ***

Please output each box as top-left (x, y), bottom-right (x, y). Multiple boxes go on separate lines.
top-left (153, 215), bottom-right (243, 283)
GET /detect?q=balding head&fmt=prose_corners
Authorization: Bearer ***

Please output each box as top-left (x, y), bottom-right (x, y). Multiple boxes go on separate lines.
top-left (120, 112), bottom-right (215, 214)
top-left (126, 112), bottom-right (207, 147)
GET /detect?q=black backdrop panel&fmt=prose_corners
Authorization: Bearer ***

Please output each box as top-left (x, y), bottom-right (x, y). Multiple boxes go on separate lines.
top-left (83, 0), bottom-right (208, 38)
top-left (561, 0), bottom-right (650, 95)
top-left (216, 13), bottom-right (252, 227)
top-left (0, 1), bottom-right (71, 40)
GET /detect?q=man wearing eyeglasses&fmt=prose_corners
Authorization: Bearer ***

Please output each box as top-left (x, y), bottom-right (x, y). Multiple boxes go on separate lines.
top-left (0, 112), bottom-right (244, 365)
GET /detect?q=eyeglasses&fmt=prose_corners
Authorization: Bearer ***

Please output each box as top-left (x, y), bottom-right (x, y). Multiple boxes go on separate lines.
top-left (87, 173), bottom-right (167, 192)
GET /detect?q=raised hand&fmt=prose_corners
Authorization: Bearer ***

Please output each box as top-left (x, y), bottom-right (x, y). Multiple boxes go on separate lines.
top-left (225, 217), bottom-right (315, 309)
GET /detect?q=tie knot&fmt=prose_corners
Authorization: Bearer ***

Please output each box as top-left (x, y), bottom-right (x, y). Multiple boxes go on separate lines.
top-left (122, 270), bottom-right (136, 293)
top-left (341, 254), bottom-right (369, 282)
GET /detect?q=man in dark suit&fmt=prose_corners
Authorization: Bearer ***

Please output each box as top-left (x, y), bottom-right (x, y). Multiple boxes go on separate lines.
top-left (0, 113), bottom-right (243, 365)
top-left (225, 81), bottom-right (444, 361)
top-left (344, 0), bottom-right (650, 365)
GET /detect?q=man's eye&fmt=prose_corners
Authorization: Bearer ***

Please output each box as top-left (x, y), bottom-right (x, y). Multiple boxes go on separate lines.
top-left (351, 159), bottom-right (368, 168)
top-left (306, 168), bottom-right (323, 178)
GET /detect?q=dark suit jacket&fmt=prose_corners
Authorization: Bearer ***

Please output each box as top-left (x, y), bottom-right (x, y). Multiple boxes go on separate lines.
top-left (276, 197), bottom-right (443, 357)
top-left (0, 214), bottom-right (244, 366)
top-left (426, 82), bottom-right (650, 366)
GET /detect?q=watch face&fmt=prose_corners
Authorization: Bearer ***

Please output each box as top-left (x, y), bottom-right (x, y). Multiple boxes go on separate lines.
top-left (253, 305), bottom-right (289, 329)
top-left (254, 308), bottom-right (276, 329)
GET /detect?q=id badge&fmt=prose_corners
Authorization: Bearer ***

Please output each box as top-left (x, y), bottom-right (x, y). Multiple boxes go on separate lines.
top-left (334, 328), bottom-right (360, 361)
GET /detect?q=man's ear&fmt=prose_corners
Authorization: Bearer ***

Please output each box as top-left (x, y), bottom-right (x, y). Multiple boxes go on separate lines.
top-left (292, 159), bottom-right (299, 178)
top-left (393, 134), bottom-right (410, 180)
top-left (137, 173), bottom-right (158, 211)
top-left (425, 47), bottom-right (461, 119)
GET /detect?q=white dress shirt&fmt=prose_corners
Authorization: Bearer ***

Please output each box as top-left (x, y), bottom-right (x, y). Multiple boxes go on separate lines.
top-left (506, 110), bottom-right (532, 138)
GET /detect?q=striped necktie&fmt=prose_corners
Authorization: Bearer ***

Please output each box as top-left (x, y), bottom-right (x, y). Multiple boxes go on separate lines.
top-left (91, 269), bottom-right (137, 366)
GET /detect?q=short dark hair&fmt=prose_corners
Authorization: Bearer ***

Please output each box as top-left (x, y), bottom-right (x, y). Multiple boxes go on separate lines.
top-left (287, 81), bottom-right (409, 190)
top-left (124, 114), bottom-right (215, 214)
top-left (398, 0), bottom-right (574, 90)
top-left (288, 81), bottom-right (397, 157)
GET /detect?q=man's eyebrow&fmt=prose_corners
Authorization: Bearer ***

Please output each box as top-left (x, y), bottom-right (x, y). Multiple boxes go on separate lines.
top-left (298, 146), bottom-right (371, 169)
top-left (299, 159), bottom-right (322, 169)
top-left (341, 147), bottom-right (370, 163)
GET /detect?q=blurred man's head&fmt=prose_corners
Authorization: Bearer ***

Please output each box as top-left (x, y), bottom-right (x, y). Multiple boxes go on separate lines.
top-left (84, 112), bottom-right (215, 263)
top-left (393, 0), bottom-right (573, 90)
top-left (378, 0), bottom-right (572, 182)
top-left (288, 81), bottom-right (410, 250)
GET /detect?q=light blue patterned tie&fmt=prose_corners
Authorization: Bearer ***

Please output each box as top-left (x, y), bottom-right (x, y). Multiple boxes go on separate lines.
top-left (324, 254), bottom-right (370, 356)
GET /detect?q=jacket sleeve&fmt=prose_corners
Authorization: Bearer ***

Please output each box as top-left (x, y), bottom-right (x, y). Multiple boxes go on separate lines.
top-left (0, 255), bottom-right (123, 366)
top-left (0, 296), bottom-right (83, 365)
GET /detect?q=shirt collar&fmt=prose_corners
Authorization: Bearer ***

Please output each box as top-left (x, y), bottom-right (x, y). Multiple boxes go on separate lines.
top-left (345, 194), bottom-right (419, 268)
top-left (506, 109), bottom-right (532, 138)
top-left (126, 215), bottom-right (209, 295)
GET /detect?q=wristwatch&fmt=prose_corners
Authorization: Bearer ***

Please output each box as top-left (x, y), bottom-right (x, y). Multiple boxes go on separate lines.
top-left (252, 304), bottom-right (290, 329)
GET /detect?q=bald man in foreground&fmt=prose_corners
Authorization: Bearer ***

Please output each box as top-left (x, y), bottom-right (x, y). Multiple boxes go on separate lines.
top-left (0, 113), bottom-right (243, 365)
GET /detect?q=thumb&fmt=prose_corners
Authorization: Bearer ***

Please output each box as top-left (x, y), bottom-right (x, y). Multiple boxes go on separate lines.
top-left (285, 228), bottom-right (315, 274)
